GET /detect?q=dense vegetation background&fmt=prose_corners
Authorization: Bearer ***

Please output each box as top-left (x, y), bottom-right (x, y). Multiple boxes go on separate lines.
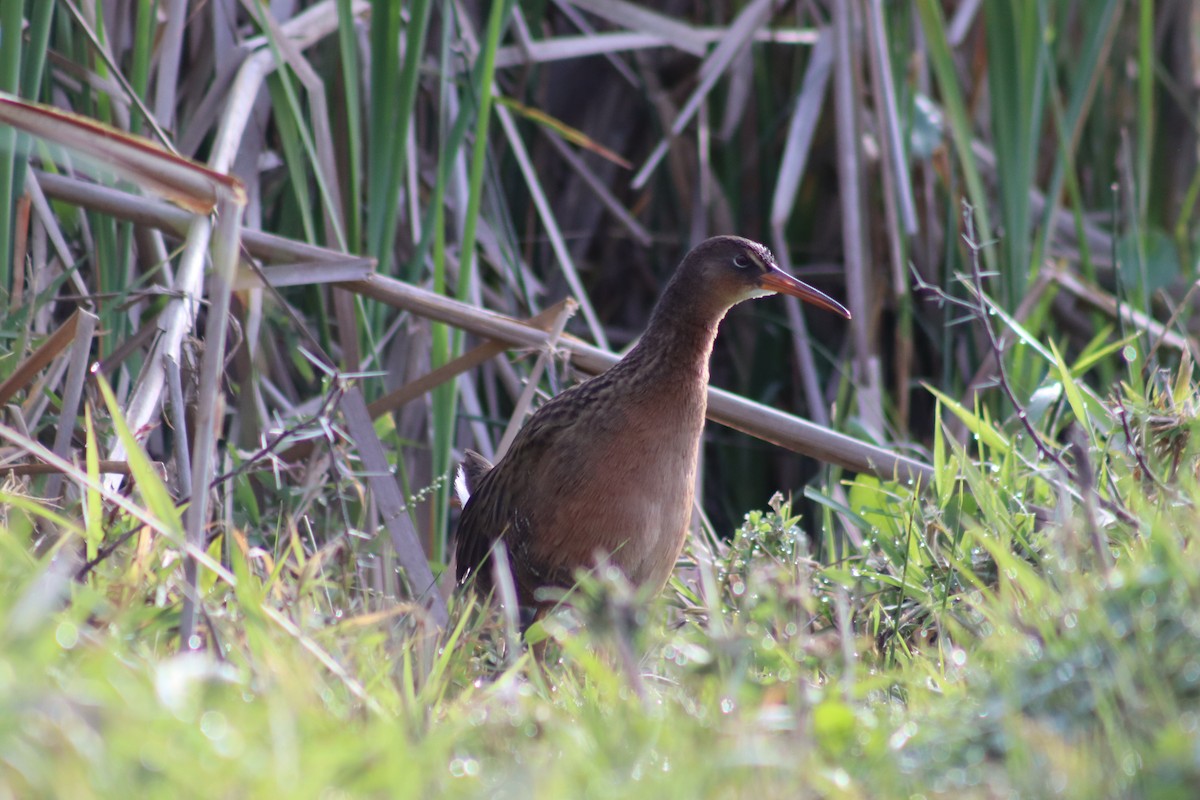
top-left (1, 0), bottom-right (1199, 796)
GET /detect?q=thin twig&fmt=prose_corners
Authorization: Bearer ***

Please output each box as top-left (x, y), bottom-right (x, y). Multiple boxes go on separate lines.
top-left (957, 204), bottom-right (1137, 529)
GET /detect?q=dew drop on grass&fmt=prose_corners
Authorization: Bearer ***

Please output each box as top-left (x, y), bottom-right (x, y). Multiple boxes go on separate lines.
top-left (720, 697), bottom-right (735, 714)
top-left (55, 621), bottom-right (79, 650)
top-left (888, 721), bottom-right (918, 750)
top-left (200, 710), bottom-right (228, 741)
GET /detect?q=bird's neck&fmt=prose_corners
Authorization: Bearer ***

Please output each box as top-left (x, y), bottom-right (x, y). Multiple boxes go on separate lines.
top-left (616, 285), bottom-right (727, 399)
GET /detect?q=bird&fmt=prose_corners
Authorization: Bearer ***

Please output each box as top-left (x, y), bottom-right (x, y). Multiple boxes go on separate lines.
top-left (454, 235), bottom-right (851, 621)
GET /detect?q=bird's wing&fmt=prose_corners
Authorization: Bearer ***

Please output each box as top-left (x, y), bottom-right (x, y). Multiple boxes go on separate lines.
top-left (453, 388), bottom-right (588, 588)
top-left (453, 449), bottom-right (493, 507)
top-left (454, 463), bottom-right (515, 589)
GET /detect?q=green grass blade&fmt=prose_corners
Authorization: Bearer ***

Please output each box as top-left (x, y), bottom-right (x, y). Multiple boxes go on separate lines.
top-left (983, 0), bottom-right (1045, 300)
top-left (1136, 0), bottom-right (1154, 220)
top-left (366, 0), bottom-right (432, 271)
top-left (0, 0), bottom-right (25, 295)
top-left (93, 373), bottom-right (184, 535)
top-left (83, 404), bottom-right (102, 561)
top-left (914, 0), bottom-right (995, 278)
top-left (925, 385), bottom-right (1012, 454)
top-left (336, 0), bottom-right (364, 252)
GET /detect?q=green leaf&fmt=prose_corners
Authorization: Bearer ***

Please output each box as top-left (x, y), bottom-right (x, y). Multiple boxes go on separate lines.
top-left (1048, 338), bottom-right (1093, 440)
top-left (94, 373), bottom-right (184, 535)
top-left (813, 699), bottom-right (856, 757)
top-left (925, 384), bottom-right (1012, 454)
top-left (848, 475), bottom-right (903, 541)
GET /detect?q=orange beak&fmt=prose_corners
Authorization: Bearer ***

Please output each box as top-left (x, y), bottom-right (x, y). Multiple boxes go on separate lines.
top-left (759, 266), bottom-right (852, 320)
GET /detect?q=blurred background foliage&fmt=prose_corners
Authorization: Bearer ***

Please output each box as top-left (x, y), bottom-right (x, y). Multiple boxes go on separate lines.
top-left (1, 0), bottom-right (1197, 551)
top-left (1, 0), bottom-right (1200, 795)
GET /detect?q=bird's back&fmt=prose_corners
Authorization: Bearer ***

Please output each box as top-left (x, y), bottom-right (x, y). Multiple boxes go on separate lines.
top-left (455, 352), bottom-right (708, 606)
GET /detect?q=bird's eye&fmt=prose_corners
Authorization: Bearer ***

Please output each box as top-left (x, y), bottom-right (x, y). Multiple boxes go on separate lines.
top-left (733, 254), bottom-right (752, 269)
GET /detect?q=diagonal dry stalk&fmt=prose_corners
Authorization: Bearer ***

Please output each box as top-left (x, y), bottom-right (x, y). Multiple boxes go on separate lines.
top-left (35, 171), bottom-right (932, 486)
top-left (346, 272), bottom-right (933, 485)
top-left (495, 299), bottom-right (577, 459)
top-left (0, 307), bottom-right (83, 407)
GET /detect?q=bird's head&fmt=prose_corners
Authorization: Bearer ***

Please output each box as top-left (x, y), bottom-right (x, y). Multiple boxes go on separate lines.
top-left (674, 235), bottom-right (852, 319)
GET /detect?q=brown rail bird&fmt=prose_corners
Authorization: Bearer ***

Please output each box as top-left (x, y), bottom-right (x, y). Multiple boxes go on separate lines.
top-left (454, 235), bottom-right (850, 619)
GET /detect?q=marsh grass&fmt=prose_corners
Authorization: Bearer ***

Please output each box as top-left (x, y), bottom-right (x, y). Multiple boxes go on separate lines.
top-left (0, 1), bottom-right (1198, 796)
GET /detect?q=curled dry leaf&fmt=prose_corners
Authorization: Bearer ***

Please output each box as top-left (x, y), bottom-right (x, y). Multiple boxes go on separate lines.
top-left (0, 92), bottom-right (246, 214)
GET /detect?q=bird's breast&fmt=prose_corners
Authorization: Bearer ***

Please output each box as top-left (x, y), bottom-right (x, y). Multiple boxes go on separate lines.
top-left (526, 388), bottom-right (706, 591)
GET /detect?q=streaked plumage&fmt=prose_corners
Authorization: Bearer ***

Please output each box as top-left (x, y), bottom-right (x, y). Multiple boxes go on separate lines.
top-left (455, 236), bottom-right (850, 615)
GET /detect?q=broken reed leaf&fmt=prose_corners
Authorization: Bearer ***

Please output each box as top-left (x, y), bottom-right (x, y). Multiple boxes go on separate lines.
top-left (0, 92), bottom-right (247, 213)
top-left (495, 95), bottom-right (632, 169)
